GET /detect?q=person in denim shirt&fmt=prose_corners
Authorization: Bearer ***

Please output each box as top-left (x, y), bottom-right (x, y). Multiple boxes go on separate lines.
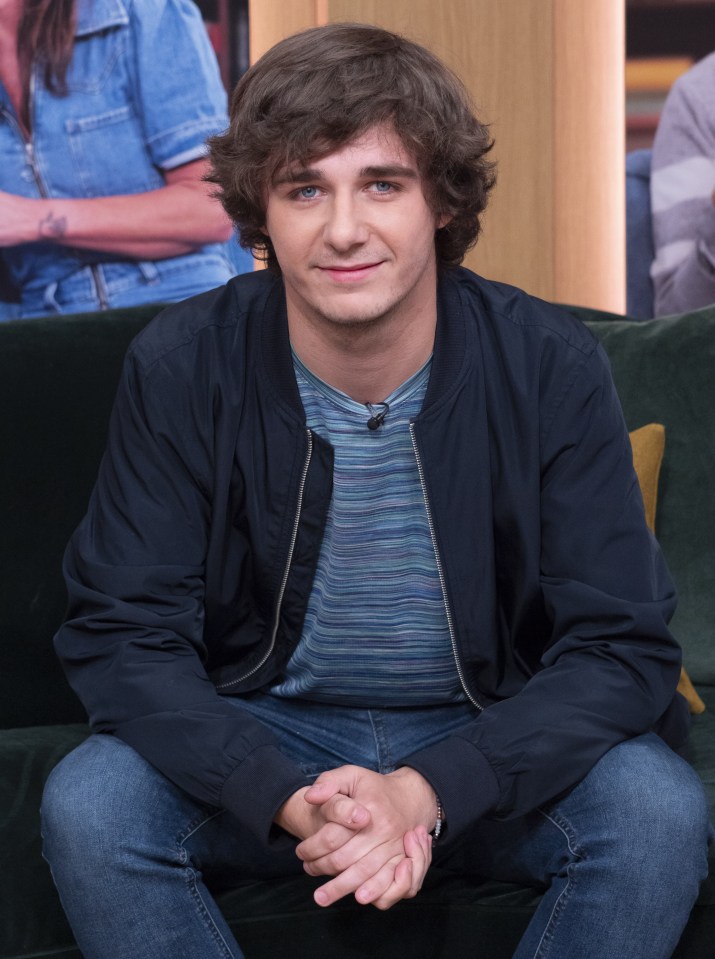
top-left (0, 0), bottom-right (251, 320)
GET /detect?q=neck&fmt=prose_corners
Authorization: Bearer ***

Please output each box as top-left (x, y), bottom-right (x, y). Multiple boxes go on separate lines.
top-left (289, 307), bottom-right (436, 404)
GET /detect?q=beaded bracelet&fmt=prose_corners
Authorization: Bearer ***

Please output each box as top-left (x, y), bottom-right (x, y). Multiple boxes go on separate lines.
top-left (432, 797), bottom-right (444, 840)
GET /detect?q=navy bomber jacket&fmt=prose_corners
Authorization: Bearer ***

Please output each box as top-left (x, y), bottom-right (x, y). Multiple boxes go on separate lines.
top-left (56, 267), bottom-right (688, 848)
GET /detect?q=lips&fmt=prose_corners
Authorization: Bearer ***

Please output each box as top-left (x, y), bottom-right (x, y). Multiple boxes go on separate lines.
top-left (318, 262), bottom-right (384, 282)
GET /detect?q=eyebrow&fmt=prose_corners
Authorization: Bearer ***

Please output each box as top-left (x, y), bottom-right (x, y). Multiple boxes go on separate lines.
top-left (272, 164), bottom-right (419, 186)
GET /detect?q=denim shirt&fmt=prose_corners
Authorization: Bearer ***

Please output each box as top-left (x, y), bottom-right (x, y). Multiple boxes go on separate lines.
top-left (0, 0), bottom-right (250, 319)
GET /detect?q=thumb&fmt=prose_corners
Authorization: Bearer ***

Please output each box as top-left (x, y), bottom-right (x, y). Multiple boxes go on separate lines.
top-left (304, 765), bottom-right (359, 805)
top-left (304, 777), bottom-right (344, 806)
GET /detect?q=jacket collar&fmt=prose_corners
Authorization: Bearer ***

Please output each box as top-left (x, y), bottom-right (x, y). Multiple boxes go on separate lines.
top-left (257, 267), bottom-right (473, 418)
top-left (423, 268), bottom-right (471, 414)
top-left (258, 275), bottom-right (306, 417)
top-left (75, 0), bottom-right (129, 39)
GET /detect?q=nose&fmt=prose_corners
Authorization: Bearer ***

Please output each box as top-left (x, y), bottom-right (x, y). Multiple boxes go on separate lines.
top-left (322, 193), bottom-right (369, 252)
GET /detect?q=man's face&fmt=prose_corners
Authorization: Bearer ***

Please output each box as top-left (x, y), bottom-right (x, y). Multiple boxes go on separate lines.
top-left (263, 124), bottom-right (447, 336)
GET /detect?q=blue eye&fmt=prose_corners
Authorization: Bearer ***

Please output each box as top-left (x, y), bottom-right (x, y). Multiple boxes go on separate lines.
top-left (298, 186), bottom-right (319, 199)
top-left (373, 181), bottom-right (393, 193)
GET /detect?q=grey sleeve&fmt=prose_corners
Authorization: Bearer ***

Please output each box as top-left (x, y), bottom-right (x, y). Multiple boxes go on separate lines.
top-left (650, 53), bottom-right (715, 316)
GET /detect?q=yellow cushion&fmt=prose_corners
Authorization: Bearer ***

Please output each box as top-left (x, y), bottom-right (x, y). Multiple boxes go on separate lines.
top-left (629, 424), bottom-right (705, 714)
top-left (629, 423), bottom-right (665, 533)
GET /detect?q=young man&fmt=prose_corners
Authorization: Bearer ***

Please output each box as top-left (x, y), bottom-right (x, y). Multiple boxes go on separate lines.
top-left (42, 22), bottom-right (709, 959)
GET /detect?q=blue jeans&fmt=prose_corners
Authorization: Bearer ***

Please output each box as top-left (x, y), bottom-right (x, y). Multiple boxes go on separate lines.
top-left (41, 695), bottom-right (710, 959)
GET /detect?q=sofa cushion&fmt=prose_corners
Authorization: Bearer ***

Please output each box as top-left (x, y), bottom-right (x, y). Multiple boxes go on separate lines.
top-left (217, 872), bottom-right (540, 959)
top-left (0, 724), bottom-right (88, 958)
top-left (581, 307), bottom-right (715, 685)
top-left (0, 307), bottom-right (159, 729)
top-left (627, 423), bottom-right (704, 714)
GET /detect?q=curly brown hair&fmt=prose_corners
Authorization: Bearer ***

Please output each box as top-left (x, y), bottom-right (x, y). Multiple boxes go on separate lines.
top-left (207, 22), bottom-right (496, 270)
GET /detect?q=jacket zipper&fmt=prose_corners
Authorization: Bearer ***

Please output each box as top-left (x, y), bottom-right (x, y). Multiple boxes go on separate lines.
top-left (6, 74), bottom-right (109, 310)
top-left (216, 430), bottom-right (313, 690)
top-left (409, 422), bottom-right (483, 711)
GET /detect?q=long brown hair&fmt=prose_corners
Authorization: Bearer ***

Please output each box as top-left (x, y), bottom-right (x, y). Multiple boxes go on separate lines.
top-left (208, 22), bottom-right (496, 271)
top-left (18, 0), bottom-right (76, 95)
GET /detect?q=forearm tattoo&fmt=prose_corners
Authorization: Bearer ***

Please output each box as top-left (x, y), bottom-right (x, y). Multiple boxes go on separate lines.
top-left (39, 211), bottom-right (68, 239)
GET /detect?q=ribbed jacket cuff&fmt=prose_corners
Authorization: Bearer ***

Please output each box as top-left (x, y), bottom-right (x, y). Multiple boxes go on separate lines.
top-left (403, 735), bottom-right (500, 840)
top-left (220, 744), bottom-right (312, 846)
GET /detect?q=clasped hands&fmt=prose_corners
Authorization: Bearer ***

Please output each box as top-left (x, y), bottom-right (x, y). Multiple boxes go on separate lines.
top-left (276, 765), bottom-right (437, 911)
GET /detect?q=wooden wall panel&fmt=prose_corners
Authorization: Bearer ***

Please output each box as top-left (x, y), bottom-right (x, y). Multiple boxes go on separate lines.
top-left (248, 0), bottom-right (625, 312)
top-left (553, 0), bottom-right (626, 312)
top-left (327, 0), bottom-right (556, 301)
top-left (248, 0), bottom-right (318, 63)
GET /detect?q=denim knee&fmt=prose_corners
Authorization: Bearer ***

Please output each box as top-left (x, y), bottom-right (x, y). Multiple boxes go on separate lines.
top-left (40, 738), bottom-right (249, 958)
top-left (589, 735), bottom-right (710, 888)
top-left (41, 734), bottom-right (174, 872)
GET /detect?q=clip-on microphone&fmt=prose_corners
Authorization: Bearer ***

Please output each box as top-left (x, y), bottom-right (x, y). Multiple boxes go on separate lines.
top-left (366, 402), bottom-right (389, 430)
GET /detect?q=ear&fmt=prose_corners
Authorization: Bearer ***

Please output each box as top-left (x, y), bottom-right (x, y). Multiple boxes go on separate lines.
top-left (436, 210), bottom-right (453, 230)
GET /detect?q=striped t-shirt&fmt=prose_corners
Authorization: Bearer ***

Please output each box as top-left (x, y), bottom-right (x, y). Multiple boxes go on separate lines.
top-left (269, 352), bottom-right (465, 706)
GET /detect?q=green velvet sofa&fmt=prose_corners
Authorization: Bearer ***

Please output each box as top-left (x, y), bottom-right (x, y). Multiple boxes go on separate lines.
top-left (2, 300), bottom-right (714, 959)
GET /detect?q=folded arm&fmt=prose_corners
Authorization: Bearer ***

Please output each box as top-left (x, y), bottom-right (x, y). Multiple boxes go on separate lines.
top-left (0, 158), bottom-right (232, 258)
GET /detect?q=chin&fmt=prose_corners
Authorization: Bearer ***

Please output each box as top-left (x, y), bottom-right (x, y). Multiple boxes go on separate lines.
top-left (320, 309), bottom-right (393, 330)
top-left (314, 294), bottom-right (401, 328)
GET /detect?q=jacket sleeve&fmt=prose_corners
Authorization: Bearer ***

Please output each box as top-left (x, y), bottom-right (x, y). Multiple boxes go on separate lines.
top-left (55, 338), bottom-right (310, 845)
top-left (405, 340), bottom-right (686, 839)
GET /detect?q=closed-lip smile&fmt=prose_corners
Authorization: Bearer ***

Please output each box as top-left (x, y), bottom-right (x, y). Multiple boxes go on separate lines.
top-left (318, 262), bottom-right (384, 281)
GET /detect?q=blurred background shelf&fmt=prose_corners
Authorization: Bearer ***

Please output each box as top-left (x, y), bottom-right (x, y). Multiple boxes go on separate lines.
top-left (626, 0), bottom-right (715, 150)
top-left (196, 0), bottom-right (249, 90)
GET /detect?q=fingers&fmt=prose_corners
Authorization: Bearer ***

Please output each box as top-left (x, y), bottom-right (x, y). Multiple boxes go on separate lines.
top-left (304, 777), bottom-right (342, 806)
top-left (297, 765), bottom-right (434, 910)
top-left (304, 765), bottom-right (361, 806)
top-left (312, 839), bottom-right (403, 907)
top-left (302, 775), bottom-right (371, 834)
top-left (311, 826), bottom-right (432, 910)
top-left (404, 827), bottom-right (433, 898)
top-left (297, 821), bottom-right (359, 873)
top-left (303, 828), bottom-right (397, 881)
top-left (354, 854), bottom-right (409, 908)
top-left (295, 793), bottom-right (372, 868)
top-left (321, 791), bottom-right (371, 829)
top-left (369, 827), bottom-right (432, 911)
